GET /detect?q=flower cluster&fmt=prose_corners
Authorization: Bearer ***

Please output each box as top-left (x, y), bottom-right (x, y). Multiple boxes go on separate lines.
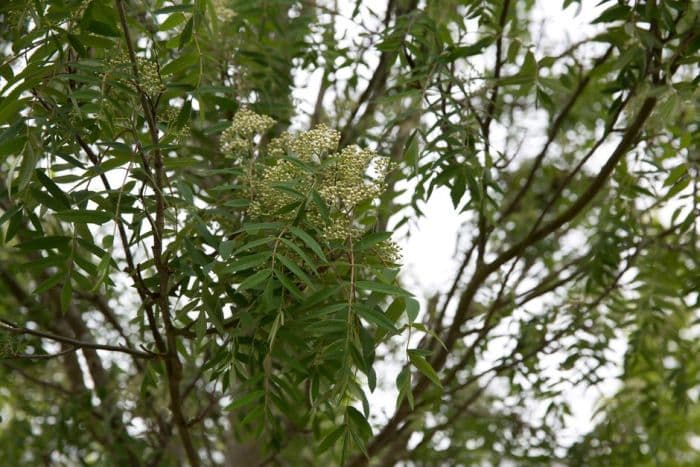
top-left (162, 106), bottom-right (190, 143)
top-left (374, 239), bottom-right (403, 265)
top-left (137, 57), bottom-right (166, 96)
top-left (288, 124), bottom-right (340, 161)
top-left (268, 131), bottom-right (295, 158)
top-left (248, 158), bottom-right (313, 218)
top-left (221, 108), bottom-right (400, 260)
top-left (220, 107), bottom-right (275, 155)
top-left (107, 53), bottom-right (167, 97)
top-left (212, 0), bottom-right (237, 23)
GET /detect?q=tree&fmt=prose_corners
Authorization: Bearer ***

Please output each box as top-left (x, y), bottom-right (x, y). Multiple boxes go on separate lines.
top-left (0, 0), bottom-right (699, 465)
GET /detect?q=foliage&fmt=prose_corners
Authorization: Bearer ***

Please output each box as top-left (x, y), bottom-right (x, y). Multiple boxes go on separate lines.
top-left (0, 0), bottom-right (699, 466)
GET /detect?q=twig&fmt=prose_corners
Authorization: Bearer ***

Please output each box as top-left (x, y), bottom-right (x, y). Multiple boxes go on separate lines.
top-left (0, 320), bottom-right (160, 359)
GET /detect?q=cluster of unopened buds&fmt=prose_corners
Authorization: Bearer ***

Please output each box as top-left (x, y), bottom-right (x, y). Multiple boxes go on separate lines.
top-left (220, 107), bottom-right (276, 155)
top-left (107, 53), bottom-right (168, 97)
top-left (220, 108), bottom-right (402, 264)
top-left (212, 0), bottom-right (237, 23)
top-left (162, 106), bottom-right (191, 143)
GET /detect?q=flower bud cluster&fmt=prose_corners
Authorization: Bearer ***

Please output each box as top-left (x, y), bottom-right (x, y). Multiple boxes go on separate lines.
top-left (212, 0), bottom-right (237, 23)
top-left (268, 131), bottom-right (295, 158)
top-left (137, 57), bottom-right (166, 97)
top-left (374, 239), bottom-right (403, 265)
top-left (288, 124), bottom-right (340, 161)
top-left (248, 160), bottom-right (313, 218)
top-left (222, 108), bottom-right (400, 260)
top-left (162, 106), bottom-right (190, 143)
top-left (220, 107), bottom-right (275, 155)
top-left (319, 145), bottom-right (383, 211)
top-left (107, 53), bottom-right (167, 97)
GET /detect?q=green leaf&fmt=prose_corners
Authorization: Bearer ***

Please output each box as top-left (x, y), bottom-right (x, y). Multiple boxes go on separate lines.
top-left (442, 36), bottom-right (494, 61)
top-left (396, 366), bottom-right (414, 410)
top-left (34, 272), bottom-right (65, 294)
top-left (354, 304), bottom-right (399, 334)
top-left (237, 222), bottom-right (284, 233)
top-left (160, 50), bottom-right (199, 75)
top-left (278, 237), bottom-right (317, 272)
top-left (225, 390), bottom-right (264, 411)
top-left (288, 226), bottom-right (327, 262)
top-left (408, 350), bottom-right (442, 388)
top-left (499, 50), bottom-right (537, 87)
top-left (55, 210), bottom-right (112, 225)
top-left (354, 231), bottom-right (392, 251)
top-left (224, 199), bottom-right (250, 208)
top-left (346, 406), bottom-right (372, 457)
top-left (232, 237), bottom-right (274, 256)
top-left (16, 236), bottom-right (71, 251)
top-left (593, 4), bottom-right (631, 23)
top-left (410, 323), bottom-right (447, 350)
top-left (60, 278), bottom-right (72, 313)
top-left (35, 170), bottom-right (72, 209)
top-left (318, 425), bottom-right (345, 453)
top-left (223, 252), bottom-right (271, 273)
top-left (355, 281), bottom-right (413, 297)
top-left (405, 297), bottom-right (419, 323)
top-left (274, 270), bottom-right (304, 300)
top-left (277, 254), bottom-right (315, 289)
top-left (302, 303), bottom-right (348, 320)
top-left (237, 269), bottom-right (271, 292)
top-left (179, 18), bottom-right (194, 50)
top-left (159, 12), bottom-right (187, 31)
top-left (219, 240), bottom-right (235, 260)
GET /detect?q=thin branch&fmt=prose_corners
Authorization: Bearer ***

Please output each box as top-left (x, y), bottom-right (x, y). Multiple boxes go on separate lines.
top-left (499, 46), bottom-right (614, 221)
top-left (0, 320), bottom-right (160, 359)
top-left (3, 347), bottom-right (78, 360)
top-left (115, 2), bottom-right (199, 464)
